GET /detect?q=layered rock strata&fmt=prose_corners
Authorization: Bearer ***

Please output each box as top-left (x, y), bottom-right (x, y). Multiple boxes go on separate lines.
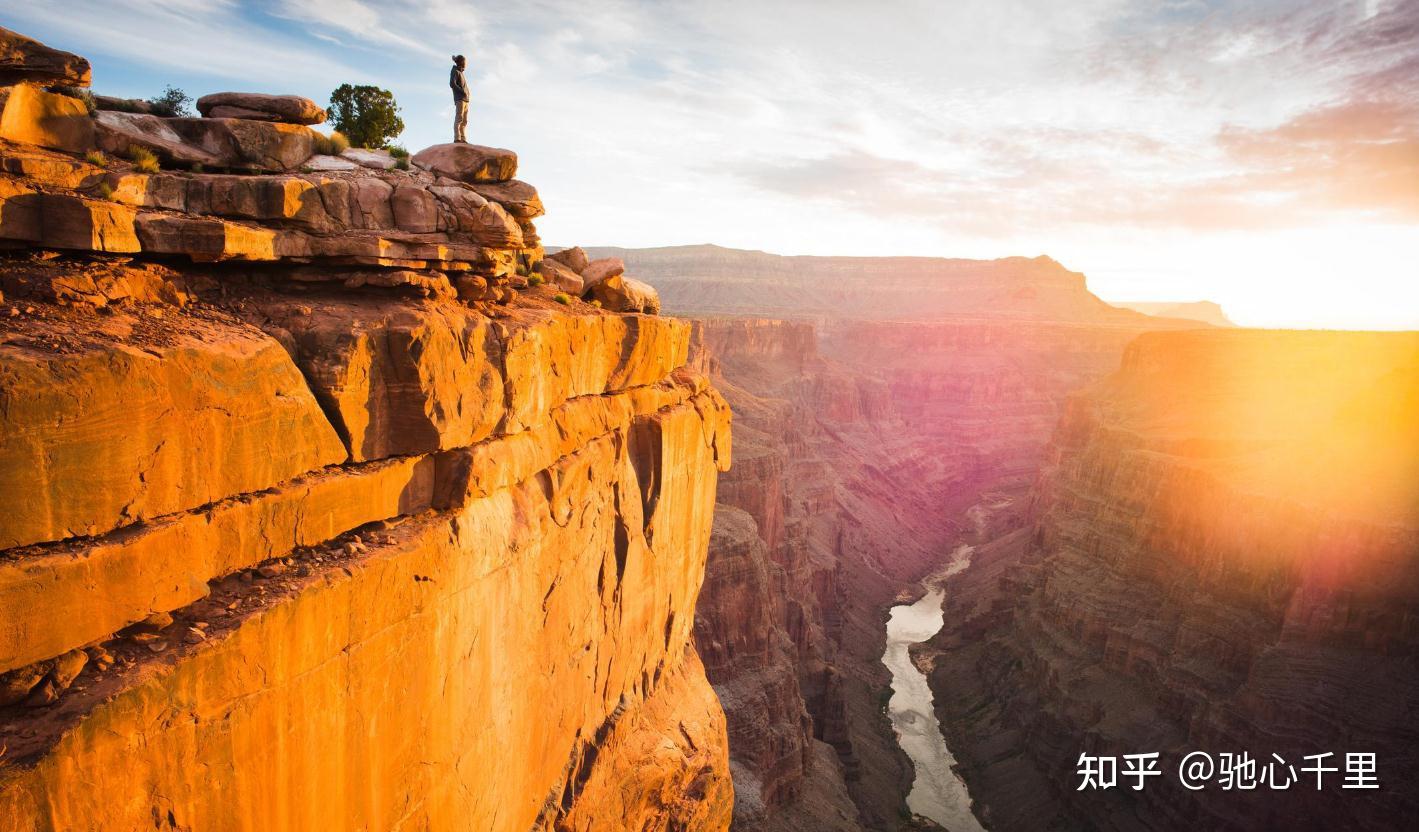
top-left (0, 28), bottom-right (733, 832)
top-left (924, 330), bottom-right (1419, 831)
top-left (686, 310), bottom-right (1199, 830)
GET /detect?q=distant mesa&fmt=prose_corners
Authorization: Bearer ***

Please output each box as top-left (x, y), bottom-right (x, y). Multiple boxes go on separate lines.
top-left (1111, 300), bottom-right (1234, 327)
top-left (571, 243), bottom-right (1197, 326)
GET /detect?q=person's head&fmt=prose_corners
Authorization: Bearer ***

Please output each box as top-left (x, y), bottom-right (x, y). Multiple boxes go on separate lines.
top-left (453, 55), bottom-right (466, 69)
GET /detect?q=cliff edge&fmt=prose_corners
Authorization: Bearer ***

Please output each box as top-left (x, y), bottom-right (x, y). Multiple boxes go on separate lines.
top-left (0, 29), bottom-right (734, 831)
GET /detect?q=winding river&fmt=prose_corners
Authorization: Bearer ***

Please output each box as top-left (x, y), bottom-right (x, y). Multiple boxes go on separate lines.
top-left (883, 545), bottom-right (986, 831)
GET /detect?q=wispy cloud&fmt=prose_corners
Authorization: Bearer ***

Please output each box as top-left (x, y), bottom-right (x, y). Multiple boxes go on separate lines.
top-left (2, 0), bottom-right (1415, 327)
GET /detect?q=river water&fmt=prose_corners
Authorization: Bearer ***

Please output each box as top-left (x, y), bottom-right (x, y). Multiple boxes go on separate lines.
top-left (882, 545), bottom-right (986, 831)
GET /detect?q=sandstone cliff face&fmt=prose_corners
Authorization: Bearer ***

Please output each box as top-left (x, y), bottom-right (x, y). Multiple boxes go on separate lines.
top-left (925, 330), bottom-right (1419, 832)
top-left (692, 319), bottom-right (926, 832)
top-left (0, 30), bottom-right (734, 831)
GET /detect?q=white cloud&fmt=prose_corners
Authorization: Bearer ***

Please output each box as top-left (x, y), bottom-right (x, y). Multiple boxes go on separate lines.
top-left (3, 0), bottom-right (1414, 328)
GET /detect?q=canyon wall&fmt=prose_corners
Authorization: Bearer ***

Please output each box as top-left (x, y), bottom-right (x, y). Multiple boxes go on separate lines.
top-left (0, 30), bottom-right (733, 831)
top-left (924, 329), bottom-right (1419, 831)
top-left (683, 306), bottom-right (1195, 829)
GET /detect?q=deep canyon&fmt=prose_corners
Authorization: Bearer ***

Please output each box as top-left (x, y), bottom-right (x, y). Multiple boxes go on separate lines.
top-left (613, 244), bottom-right (1418, 832)
top-left (1, 28), bottom-right (1415, 832)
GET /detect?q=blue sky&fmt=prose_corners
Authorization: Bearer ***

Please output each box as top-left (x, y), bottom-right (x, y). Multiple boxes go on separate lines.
top-left (4, 0), bottom-right (1416, 328)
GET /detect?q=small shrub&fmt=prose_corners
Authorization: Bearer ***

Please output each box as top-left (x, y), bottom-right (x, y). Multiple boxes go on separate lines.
top-left (527, 274), bottom-right (545, 287)
top-left (127, 146), bottom-right (160, 173)
top-left (311, 130), bottom-right (351, 156)
top-left (299, 165), bottom-right (314, 174)
top-left (590, 299), bottom-right (602, 308)
top-left (148, 85), bottom-right (192, 117)
top-left (553, 292), bottom-right (571, 305)
top-left (96, 182), bottom-right (115, 201)
top-left (388, 145), bottom-right (410, 159)
top-left (189, 162), bottom-right (205, 174)
top-left (84, 150), bottom-right (108, 167)
top-left (394, 157), bottom-right (410, 171)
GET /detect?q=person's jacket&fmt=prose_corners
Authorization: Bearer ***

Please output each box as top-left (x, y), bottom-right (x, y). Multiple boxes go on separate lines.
top-left (450, 66), bottom-right (469, 102)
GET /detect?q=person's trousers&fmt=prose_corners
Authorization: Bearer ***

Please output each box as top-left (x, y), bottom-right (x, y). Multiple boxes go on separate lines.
top-left (454, 98), bottom-right (469, 142)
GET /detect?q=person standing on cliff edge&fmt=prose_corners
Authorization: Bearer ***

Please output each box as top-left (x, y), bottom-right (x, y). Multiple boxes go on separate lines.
top-left (450, 54), bottom-right (470, 143)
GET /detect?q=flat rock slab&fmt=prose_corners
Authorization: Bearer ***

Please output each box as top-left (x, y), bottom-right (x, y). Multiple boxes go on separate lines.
top-left (167, 117), bottom-right (319, 171)
top-left (93, 110), bottom-right (221, 167)
top-left (305, 153), bottom-right (358, 171)
top-left (341, 147), bottom-right (396, 170)
top-left (412, 142), bottom-right (517, 183)
top-left (0, 311), bottom-right (347, 549)
top-left (0, 26), bottom-right (90, 86)
top-left (196, 92), bottom-right (326, 126)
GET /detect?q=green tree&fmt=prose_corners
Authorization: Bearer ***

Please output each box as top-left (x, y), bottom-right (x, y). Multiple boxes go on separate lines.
top-left (327, 84), bottom-right (404, 149)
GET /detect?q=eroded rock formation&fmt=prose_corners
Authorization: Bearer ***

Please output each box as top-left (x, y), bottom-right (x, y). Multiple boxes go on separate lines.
top-left (681, 300), bottom-right (1194, 831)
top-left (0, 30), bottom-right (732, 832)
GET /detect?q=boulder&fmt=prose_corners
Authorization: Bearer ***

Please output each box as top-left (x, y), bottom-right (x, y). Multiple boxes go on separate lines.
top-left (537, 258), bottom-right (584, 294)
top-left (93, 110), bottom-right (221, 167)
top-left (411, 143), bottom-right (517, 183)
top-left (196, 92), bottom-right (326, 125)
top-left (0, 27), bottom-right (90, 86)
top-left (469, 179), bottom-right (543, 219)
top-left (93, 94), bottom-right (155, 115)
top-left (588, 273), bottom-right (660, 315)
top-left (0, 84), bottom-right (94, 153)
top-left (166, 117), bottom-right (318, 171)
top-left (342, 147), bottom-right (397, 170)
top-left (547, 246), bottom-right (590, 274)
top-left (579, 257), bottom-right (625, 292)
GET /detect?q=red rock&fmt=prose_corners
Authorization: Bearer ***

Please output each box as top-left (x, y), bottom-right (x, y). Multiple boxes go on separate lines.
top-left (196, 92), bottom-right (326, 125)
top-left (411, 142), bottom-right (517, 183)
top-left (166, 117), bottom-right (319, 171)
top-left (580, 257), bottom-right (625, 291)
top-left (537, 258), bottom-right (584, 294)
top-left (0, 27), bottom-right (90, 86)
top-left (93, 110), bottom-right (222, 167)
top-left (0, 84), bottom-right (95, 153)
top-left (588, 273), bottom-right (660, 315)
top-left (468, 179), bottom-right (543, 219)
top-left (547, 245), bottom-right (590, 274)
top-left (0, 311), bottom-right (346, 549)
top-left (93, 94), bottom-right (154, 114)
